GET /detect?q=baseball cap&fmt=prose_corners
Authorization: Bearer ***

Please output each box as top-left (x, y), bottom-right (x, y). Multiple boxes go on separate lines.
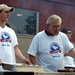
top-left (61, 28), bottom-right (71, 34)
top-left (0, 4), bottom-right (14, 12)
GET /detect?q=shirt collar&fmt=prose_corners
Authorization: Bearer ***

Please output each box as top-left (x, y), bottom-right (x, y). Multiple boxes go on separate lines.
top-left (45, 29), bottom-right (54, 36)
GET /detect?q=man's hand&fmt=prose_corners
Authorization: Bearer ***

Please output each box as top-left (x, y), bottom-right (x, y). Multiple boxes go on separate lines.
top-left (23, 58), bottom-right (32, 65)
top-left (0, 59), bottom-right (2, 65)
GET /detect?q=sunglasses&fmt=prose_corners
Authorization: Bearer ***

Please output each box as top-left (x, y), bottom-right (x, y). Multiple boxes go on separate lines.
top-left (67, 32), bottom-right (72, 34)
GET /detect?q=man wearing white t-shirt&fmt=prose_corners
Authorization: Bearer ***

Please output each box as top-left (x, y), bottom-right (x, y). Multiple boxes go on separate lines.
top-left (61, 28), bottom-right (75, 69)
top-left (0, 4), bottom-right (31, 71)
top-left (27, 14), bottom-right (75, 72)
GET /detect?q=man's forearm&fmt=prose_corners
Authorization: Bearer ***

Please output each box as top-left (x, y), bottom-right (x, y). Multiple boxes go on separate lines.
top-left (29, 54), bottom-right (36, 65)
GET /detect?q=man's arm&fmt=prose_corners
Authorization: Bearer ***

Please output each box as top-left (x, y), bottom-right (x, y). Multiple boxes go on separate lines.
top-left (0, 59), bottom-right (2, 65)
top-left (29, 54), bottom-right (36, 65)
top-left (64, 48), bottom-right (75, 57)
top-left (14, 45), bottom-right (32, 65)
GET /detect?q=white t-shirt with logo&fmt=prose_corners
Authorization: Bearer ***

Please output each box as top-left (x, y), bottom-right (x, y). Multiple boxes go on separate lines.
top-left (27, 30), bottom-right (74, 72)
top-left (0, 26), bottom-right (18, 71)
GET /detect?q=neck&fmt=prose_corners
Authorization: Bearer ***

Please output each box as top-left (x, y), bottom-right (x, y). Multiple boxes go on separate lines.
top-left (0, 24), bottom-right (5, 28)
top-left (45, 29), bottom-right (54, 36)
top-left (0, 21), bottom-right (6, 27)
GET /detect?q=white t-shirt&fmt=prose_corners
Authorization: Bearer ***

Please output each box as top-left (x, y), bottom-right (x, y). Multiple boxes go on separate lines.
top-left (64, 56), bottom-right (75, 67)
top-left (27, 30), bottom-right (74, 72)
top-left (64, 42), bottom-right (75, 67)
top-left (0, 26), bottom-right (18, 71)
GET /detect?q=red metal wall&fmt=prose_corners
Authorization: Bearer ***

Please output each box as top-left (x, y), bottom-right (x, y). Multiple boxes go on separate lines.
top-left (0, 0), bottom-right (75, 42)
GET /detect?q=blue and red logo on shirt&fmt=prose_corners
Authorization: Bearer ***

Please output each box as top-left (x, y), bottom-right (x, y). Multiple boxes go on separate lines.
top-left (50, 43), bottom-right (61, 54)
top-left (0, 32), bottom-right (11, 46)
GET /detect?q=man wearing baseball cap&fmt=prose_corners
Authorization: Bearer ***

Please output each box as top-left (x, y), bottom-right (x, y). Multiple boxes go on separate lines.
top-left (0, 4), bottom-right (31, 71)
top-left (0, 4), bottom-right (14, 12)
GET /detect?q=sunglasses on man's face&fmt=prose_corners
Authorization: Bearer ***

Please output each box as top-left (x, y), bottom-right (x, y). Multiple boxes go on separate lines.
top-left (67, 32), bottom-right (72, 34)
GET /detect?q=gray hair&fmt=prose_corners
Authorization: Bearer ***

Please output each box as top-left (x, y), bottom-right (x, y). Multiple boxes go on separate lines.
top-left (46, 14), bottom-right (62, 25)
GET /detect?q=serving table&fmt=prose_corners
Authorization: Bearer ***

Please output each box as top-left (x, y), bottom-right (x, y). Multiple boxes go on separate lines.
top-left (1, 63), bottom-right (75, 75)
